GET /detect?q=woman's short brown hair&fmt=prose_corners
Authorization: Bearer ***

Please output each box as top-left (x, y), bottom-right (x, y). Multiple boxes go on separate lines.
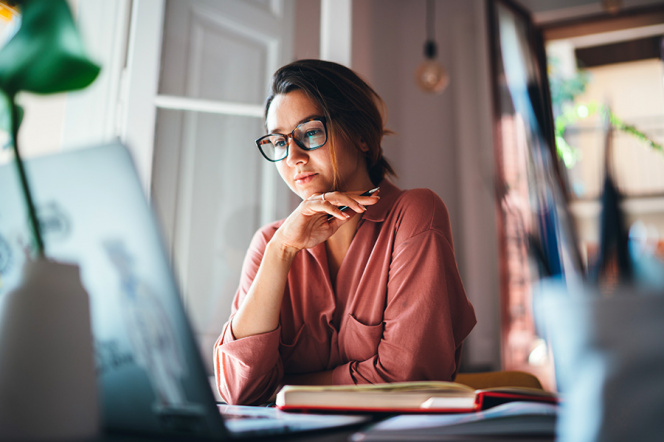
top-left (264, 59), bottom-right (396, 186)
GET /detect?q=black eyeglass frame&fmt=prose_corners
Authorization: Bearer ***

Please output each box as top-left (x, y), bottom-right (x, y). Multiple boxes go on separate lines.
top-left (255, 117), bottom-right (328, 162)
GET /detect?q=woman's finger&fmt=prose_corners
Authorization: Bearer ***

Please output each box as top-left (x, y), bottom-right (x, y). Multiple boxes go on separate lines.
top-left (304, 193), bottom-right (351, 220)
top-left (318, 187), bottom-right (380, 216)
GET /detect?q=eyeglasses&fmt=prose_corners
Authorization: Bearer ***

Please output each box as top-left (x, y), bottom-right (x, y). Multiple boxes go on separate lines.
top-left (255, 117), bottom-right (328, 162)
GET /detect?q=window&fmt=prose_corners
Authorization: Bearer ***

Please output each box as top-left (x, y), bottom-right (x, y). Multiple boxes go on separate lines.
top-left (544, 7), bottom-right (664, 270)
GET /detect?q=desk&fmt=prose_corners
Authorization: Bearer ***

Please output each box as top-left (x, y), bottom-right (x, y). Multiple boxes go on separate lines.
top-left (94, 414), bottom-right (376, 442)
top-left (100, 429), bottom-right (554, 442)
top-left (97, 411), bottom-right (556, 442)
top-left (90, 399), bottom-right (558, 441)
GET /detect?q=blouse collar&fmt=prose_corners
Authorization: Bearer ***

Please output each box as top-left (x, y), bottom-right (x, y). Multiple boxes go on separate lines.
top-left (361, 178), bottom-right (402, 224)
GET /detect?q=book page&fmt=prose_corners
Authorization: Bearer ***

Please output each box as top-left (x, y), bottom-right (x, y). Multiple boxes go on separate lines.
top-left (279, 381), bottom-right (474, 394)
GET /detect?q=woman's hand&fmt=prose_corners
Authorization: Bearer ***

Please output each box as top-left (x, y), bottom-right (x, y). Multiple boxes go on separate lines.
top-left (273, 189), bottom-right (380, 254)
top-left (231, 188), bottom-right (379, 340)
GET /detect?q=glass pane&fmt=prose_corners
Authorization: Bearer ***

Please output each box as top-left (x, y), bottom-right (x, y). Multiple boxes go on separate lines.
top-left (152, 108), bottom-right (286, 373)
top-left (158, 0), bottom-right (270, 105)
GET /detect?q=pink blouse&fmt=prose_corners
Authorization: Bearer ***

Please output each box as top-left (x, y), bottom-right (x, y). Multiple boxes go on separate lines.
top-left (214, 179), bottom-right (476, 405)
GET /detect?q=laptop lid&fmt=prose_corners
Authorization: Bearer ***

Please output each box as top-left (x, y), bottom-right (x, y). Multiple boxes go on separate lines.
top-left (0, 142), bottom-right (230, 439)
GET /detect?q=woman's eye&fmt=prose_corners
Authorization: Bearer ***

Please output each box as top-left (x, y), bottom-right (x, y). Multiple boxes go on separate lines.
top-left (305, 129), bottom-right (321, 138)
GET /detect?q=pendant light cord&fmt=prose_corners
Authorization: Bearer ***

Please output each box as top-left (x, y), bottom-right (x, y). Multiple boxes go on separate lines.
top-left (427, 0), bottom-right (435, 42)
top-left (424, 0), bottom-right (437, 58)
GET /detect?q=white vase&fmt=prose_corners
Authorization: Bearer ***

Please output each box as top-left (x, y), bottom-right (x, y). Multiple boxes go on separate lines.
top-left (0, 258), bottom-right (99, 441)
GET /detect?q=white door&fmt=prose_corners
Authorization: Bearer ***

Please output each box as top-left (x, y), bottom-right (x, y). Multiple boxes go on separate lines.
top-left (150, 0), bottom-right (294, 374)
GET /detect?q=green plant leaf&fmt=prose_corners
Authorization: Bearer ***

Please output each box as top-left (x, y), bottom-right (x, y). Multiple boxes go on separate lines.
top-left (0, 0), bottom-right (101, 95)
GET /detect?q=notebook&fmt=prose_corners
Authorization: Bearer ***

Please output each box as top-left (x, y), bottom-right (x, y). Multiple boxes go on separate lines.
top-left (0, 142), bottom-right (367, 440)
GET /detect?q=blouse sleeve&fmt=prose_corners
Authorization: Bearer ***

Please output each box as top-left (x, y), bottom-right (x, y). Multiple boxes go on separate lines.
top-left (331, 189), bottom-right (476, 385)
top-left (213, 226), bottom-right (285, 405)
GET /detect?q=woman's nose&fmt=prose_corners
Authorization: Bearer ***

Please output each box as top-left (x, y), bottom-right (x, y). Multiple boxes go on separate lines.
top-left (285, 138), bottom-right (308, 167)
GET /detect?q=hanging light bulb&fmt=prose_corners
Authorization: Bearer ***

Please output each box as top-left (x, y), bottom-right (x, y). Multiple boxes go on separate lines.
top-left (415, 0), bottom-right (449, 94)
top-left (416, 40), bottom-right (449, 93)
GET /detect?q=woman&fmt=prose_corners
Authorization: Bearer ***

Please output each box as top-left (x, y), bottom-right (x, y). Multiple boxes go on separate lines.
top-left (214, 59), bottom-right (476, 405)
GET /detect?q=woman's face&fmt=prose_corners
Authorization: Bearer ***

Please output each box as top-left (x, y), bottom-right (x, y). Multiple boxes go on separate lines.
top-left (265, 90), bottom-right (371, 200)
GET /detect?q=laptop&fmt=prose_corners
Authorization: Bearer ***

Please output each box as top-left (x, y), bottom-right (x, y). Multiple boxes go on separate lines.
top-left (0, 142), bottom-right (367, 440)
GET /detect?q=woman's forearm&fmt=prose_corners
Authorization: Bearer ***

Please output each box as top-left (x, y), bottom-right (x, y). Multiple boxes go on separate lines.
top-left (231, 239), bottom-right (299, 339)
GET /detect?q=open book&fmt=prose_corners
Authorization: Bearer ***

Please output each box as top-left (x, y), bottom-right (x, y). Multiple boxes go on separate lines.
top-left (275, 381), bottom-right (558, 413)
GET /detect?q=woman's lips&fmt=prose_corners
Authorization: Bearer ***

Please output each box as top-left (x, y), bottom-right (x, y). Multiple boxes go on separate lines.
top-left (294, 172), bottom-right (317, 185)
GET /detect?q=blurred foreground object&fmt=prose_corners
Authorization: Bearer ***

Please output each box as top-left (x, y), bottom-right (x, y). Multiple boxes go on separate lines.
top-left (0, 1), bottom-right (101, 440)
top-left (0, 0), bottom-right (100, 95)
top-left (0, 260), bottom-right (99, 441)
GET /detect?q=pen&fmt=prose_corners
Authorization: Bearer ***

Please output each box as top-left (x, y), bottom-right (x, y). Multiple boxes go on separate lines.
top-left (328, 187), bottom-right (379, 219)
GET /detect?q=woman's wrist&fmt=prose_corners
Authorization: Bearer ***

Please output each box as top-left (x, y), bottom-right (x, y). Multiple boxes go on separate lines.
top-left (267, 233), bottom-right (301, 263)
